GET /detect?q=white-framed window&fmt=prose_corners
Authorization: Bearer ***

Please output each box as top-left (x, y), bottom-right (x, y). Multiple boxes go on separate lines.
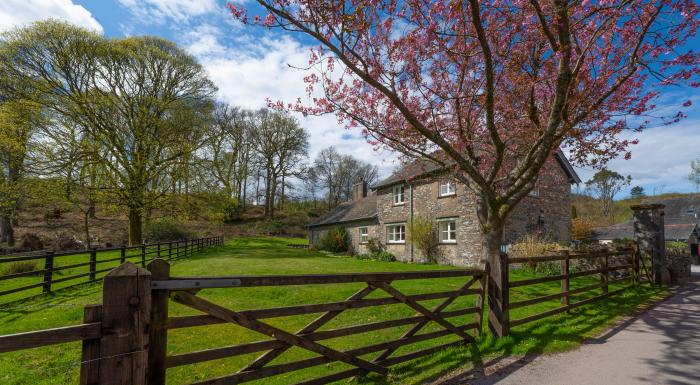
top-left (359, 227), bottom-right (369, 243)
top-left (393, 185), bottom-right (405, 205)
top-left (438, 219), bottom-right (457, 243)
top-left (387, 224), bottom-right (406, 243)
top-left (439, 181), bottom-right (456, 197)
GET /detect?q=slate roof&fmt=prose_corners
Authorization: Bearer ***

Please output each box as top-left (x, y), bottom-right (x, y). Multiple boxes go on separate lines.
top-left (592, 220), bottom-right (698, 241)
top-left (373, 150), bottom-right (581, 189)
top-left (307, 194), bottom-right (378, 228)
top-left (641, 195), bottom-right (700, 223)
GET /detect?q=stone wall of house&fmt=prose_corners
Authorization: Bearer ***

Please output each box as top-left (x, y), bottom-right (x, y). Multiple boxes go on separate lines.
top-left (376, 174), bottom-right (484, 266)
top-left (309, 220), bottom-right (379, 255)
top-left (504, 161), bottom-right (572, 245)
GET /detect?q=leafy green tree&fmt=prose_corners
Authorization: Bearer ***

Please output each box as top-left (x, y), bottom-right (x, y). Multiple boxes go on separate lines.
top-left (585, 169), bottom-right (631, 221)
top-left (0, 76), bottom-right (43, 246)
top-left (250, 109), bottom-right (308, 218)
top-left (630, 186), bottom-right (645, 200)
top-left (688, 158), bottom-right (700, 192)
top-left (0, 21), bottom-right (216, 244)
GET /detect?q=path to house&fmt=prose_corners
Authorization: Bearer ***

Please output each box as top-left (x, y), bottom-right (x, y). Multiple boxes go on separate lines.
top-left (437, 266), bottom-right (700, 385)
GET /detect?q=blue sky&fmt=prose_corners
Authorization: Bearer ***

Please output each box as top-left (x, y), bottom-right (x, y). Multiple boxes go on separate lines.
top-left (1, 0), bottom-right (699, 198)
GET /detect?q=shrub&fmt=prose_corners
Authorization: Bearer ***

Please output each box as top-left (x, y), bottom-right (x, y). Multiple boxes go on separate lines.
top-left (366, 238), bottom-right (383, 254)
top-left (1, 261), bottom-right (39, 276)
top-left (571, 218), bottom-right (594, 241)
top-left (144, 220), bottom-right (195, 242)
top-left (355, 251), bottom-right (396, 262)
top-left (408, 216), bottom-right (438, 262)
top-left (666, 241), bottom-right (688, 254)
top-left (510, 234), bottom-right (567, 275)
top-left (318, 227), bottom-right (348, 252)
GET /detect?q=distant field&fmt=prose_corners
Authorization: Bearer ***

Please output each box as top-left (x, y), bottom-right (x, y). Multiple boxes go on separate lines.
top-left (0, 237), bottom-right (667, 385)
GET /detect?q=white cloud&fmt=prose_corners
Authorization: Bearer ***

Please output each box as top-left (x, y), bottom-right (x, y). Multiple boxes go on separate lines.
top-left (573, 117), bottom-right (700, 196)
top-left (117, 0), bottom-right (219, 24)
top-left (0, 0), bottom-right (102, 33)
top-left (190, 31), bottom-right (398, 178)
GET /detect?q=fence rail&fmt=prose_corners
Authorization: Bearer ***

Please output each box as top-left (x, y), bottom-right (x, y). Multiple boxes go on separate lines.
top-left (0, 245), bottom-right (658, 384)
top-left (504, 247), bottom-right (648, 331)
top-left (0, 235), bottom-right (224, 305)
top-left (155, 262), bottom-right (488, 385)
top-left (0, 260), bottom-right (488, 385)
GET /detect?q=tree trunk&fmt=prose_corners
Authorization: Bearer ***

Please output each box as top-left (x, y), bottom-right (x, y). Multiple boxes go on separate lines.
top-left (0, 215), bottom-right (14, 247)
top-left (482, 220), bottom-right (508, 337)
top-left (84, 210), bottom-right (91, 249)
top-left (87, 200), bottom-right (96, 219)
top-left (128, 207), bottom-right (143, 246)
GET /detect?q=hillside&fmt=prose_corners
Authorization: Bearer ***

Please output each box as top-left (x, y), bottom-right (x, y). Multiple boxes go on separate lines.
top-left (572, 192), bottom-right (698, 227)
top-left (5, 204), bottom-right (316, 254)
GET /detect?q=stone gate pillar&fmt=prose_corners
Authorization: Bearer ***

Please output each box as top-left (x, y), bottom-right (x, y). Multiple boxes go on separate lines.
top-left (631, 204), bottom-right (666, 284)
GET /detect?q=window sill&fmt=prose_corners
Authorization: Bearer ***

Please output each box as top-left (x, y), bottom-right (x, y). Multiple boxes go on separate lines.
top-left (438, 193), bottom-right (456, 199)
top-left (439, 241), bottom-right (457, 245)
top-left (393, 203), bottom-right (405, 206)
top-left (387, 241), bottom-right (406, 245)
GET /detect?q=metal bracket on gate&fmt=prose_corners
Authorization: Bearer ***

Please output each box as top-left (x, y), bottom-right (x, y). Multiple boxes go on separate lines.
top-left (151, 279), bottom-right (242, 290)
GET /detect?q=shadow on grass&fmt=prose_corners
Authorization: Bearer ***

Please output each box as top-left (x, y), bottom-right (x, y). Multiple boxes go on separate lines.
top-left (353, 284), bottom-right (668, 385)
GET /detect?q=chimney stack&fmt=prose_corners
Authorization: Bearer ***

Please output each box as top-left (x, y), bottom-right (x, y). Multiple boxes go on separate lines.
top-left (352, 181), bottom-right (368, 201)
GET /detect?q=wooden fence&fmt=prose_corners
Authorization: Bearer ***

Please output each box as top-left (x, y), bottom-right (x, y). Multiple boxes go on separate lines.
top-left (0, 259), bottom-right (487, 385)
top-left (0, 236), bottom-right (224, 305)
top-left (502, 247), bottom-right (646, 332)
top-left (0, 246), bottom-right (657, 384)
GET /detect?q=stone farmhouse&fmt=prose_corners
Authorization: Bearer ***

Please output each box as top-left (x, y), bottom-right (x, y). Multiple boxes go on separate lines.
top-left (308, 152), bottom-right (581, 266)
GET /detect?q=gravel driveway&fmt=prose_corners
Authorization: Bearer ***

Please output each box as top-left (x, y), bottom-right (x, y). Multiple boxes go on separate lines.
top-left (437, 266), bottom-right (700, 385)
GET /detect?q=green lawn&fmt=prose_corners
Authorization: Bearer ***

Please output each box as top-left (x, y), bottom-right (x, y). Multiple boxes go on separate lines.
top-left (0, 237), bottom-right (668, 385)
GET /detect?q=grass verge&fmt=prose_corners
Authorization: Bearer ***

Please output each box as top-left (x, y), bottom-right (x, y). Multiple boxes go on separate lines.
top-left (0, 237), bottom-right (668, 384)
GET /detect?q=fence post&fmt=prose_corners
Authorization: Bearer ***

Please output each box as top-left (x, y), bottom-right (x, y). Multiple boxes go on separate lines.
top-left (147, 259), bottom-right (170, 385)
top-left (120, 245), bottom-right (126, 264)
top-left (184, 240), bottom-right (188, 258)
top-left (157, 243), bottom-right (161, 259)
top-left (80, 304), bottom-right (102, 385)
top-left (602, 252), bottom-right (609, 294)
top-left (168, 242), bottom-right (173, 260)
top-left (98, 262), bottom-right (151, 385)
top-left (141, 244), bottom-right (146, 268)
top-left (89, 248), bottom-right (97, 281)
top-left (561, 251), bottom-right (570, 312)
top-left (475, 263), bottom-right (489, 337)
top-left (632, 244), bottom-right (640, 285)
top-left (42, 251), bottom-right (54, 294)
top-left (488, 252), bottom-right (510, 337)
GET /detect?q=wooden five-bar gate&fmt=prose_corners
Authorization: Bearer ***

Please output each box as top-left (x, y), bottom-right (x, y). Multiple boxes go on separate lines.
top-left (0, 259), bottom-right (488, 385)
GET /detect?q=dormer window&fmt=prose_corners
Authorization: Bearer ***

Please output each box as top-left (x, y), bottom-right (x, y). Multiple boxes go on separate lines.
top-left (393, 185), bottom-right (405, 205)
top-left (439, 181), bottom-right (456, 197)
top-left (687, 208), bottom-right (695, 214)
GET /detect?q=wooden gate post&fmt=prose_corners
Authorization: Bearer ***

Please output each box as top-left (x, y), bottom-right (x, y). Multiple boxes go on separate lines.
top-left (487, 253), bottom-right (510, 337)
top-left (80, 304), bottom-right (102, 385)
top-left (147, 259), bottom-right (170, 385)
top-left (141, 244), bottom-right (146, 268)
top-left (98, 262), bottom-right (151, 385)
